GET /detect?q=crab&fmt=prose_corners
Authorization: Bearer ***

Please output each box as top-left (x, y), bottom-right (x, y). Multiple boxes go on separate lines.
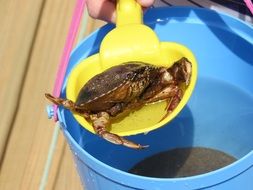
top-left (45, 57), bottom-right (192, 149)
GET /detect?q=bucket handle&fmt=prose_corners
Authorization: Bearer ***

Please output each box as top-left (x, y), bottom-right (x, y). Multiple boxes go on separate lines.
top-left (50, 0), bottom-right (86, 121)
top-left (244, 0), bottom-right (253, 15)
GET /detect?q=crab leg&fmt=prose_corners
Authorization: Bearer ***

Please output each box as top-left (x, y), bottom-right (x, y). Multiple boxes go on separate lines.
top-left (45, 93), bottom-right (147, 149)
top-left (45, 93), bottom-right (89, 118)
top-left (162, 87), bottom-right (183, 121)
top-left (90, 112), bottom-right (148, 149)
top-left (143, 85), bottom-right (183, 120)
top-left (144, 85), bottom-right (179, 103)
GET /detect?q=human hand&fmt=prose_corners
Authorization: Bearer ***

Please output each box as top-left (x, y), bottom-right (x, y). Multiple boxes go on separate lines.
top-left (86, 0), bottom-right (155, 23)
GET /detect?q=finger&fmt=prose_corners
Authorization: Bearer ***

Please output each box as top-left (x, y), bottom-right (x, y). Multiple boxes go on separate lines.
top-left (137, 0), bottom-right (155, 8)
top-left (86, 0), bottom-right (116, 23)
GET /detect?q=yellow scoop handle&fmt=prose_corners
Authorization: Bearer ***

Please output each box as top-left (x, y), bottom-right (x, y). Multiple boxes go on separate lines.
top-left (100, 0), bottom-right (168, 69)
top-left (116, 0), bottom-right (142, 26)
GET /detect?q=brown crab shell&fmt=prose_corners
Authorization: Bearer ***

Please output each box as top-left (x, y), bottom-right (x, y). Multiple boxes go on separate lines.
top-left (75, 62), bottom-right (158, 112)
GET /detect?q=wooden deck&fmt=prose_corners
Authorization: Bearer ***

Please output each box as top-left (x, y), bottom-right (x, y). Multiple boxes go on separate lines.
top-left (0, 1), bottom-right (105, 189)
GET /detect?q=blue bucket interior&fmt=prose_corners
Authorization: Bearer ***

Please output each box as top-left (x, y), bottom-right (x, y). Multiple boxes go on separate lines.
top-left (59, 7), bottom-right (253, 178)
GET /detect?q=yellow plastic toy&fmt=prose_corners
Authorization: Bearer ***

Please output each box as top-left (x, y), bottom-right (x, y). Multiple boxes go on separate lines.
top-left (66, 0), bottom-right (197, 136)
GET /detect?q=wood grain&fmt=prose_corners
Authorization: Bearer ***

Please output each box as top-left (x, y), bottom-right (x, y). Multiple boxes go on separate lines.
top-left (0, 0), bottom-right (78, 189)
top-left (0, 0), bottom-right (105, 190)
top-left (0, 0), bottom-right (107, 188)
top-left (0, 0), bottom-right (45, 165)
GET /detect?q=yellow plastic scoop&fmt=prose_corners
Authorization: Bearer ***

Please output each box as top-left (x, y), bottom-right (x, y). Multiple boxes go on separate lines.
top-left (100, 0), bottom-right (166, 69)
top-left (66, 0), bottom-right (197, 136)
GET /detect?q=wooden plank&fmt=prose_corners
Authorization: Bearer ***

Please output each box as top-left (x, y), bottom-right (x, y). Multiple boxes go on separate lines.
top-left (0, 0), bottom-right (44, 165)
top-left (0, 0), bottom-right (108, 188)
top-left (0, 0), bottom-right (76, 189)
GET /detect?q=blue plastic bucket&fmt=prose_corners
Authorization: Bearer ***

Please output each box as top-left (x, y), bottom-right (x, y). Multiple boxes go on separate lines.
top-left (58, 7), bottom-right (253, 190)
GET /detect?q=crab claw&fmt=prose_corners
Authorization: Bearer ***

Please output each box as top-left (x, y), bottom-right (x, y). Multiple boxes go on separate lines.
top-left (101, 132), bottom-right (148, 149)
top-left (91, 112), bottom-right (148, 149)
top-left (169, 57), bottom-right (192, 86)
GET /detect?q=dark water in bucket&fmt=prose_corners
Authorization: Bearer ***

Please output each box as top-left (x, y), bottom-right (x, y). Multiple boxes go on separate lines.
top-left (129, 147), bottom-right (237, 178)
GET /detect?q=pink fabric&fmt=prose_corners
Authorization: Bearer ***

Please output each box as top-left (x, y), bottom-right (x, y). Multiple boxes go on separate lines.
top-left (52, 0), bottom-right (86, 121)
top-left (244, 0), bottom-right (253, 15)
